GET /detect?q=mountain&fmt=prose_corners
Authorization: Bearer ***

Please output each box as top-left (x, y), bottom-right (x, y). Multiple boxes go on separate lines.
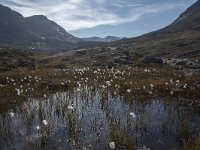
top-left (82, 36), bottom-right (122, 42)
top-left (26, 15), bottom-right (79, 43)
top-left (0, 4), bottom-right (39, 44)
top-left (55, 0), bottom-right (199, 68)
top-left (111, 0), bottom-right (200, 59)
top-left (0, 4), bottom-right (80, 48)
top-left (145, 0), bottom-right (200, 36)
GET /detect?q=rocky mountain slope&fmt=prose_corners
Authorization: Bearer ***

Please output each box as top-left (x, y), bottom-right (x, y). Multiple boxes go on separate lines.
top-left (112, 0), bottom-right (200, 60)
top-left (0, 4), bottom-right (80, 48)
top-left (0, 4), bottom-right (39, 44)
top-left (26, 15), bottom-right (79, 43)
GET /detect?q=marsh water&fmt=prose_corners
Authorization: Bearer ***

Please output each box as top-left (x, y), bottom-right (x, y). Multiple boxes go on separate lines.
top-left (1, 85), bottom-right (200, 150)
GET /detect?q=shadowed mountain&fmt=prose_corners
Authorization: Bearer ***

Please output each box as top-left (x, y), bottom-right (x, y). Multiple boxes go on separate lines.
top-left (82, 36), bottom-right (122, 42)
top-left (26, 15), bottom-right (79, 43)
top-left (0, 4), bottom-right (81, 48)
top-left (0, 4), bottom-right (39, 44)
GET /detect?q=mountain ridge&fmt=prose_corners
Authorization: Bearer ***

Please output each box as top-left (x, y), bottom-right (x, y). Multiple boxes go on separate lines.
top-left (136, 0), bottom-right (200, 38)
top-left (111, 0), bottom-right (200, 59)
top-left (0, 4), bottom-right (81, 48)
top-left (26, 15), bottom-right (79, 43)
top-left (0, 1), bottom-right (200, 60)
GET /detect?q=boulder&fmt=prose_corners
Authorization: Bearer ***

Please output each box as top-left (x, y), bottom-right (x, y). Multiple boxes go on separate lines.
top-left (114, 56), bottom-right (130, 64)
top-left (176, 60), bottom-right (187, 66)
top-left (76, 50), bottom-right (86, 55)
top-left (142, 56), bottom-right (163, 64)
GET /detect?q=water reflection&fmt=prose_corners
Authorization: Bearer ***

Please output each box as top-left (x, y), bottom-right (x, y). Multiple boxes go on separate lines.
top-left (1, 86), bottom-right (200, 150)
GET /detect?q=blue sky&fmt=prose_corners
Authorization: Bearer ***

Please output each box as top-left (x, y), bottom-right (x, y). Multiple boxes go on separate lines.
top-left (1, 0), bottom-right (197, 38)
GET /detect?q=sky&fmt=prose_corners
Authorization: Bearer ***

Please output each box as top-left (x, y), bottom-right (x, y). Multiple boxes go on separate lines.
top-left (0, 0), bottom-right (197, 38)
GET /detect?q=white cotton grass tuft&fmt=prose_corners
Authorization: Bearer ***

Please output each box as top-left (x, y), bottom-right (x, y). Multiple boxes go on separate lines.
top-left (109, 141), bottom-right (115, 149)
top-left (149, 91), bottom-right (153, 95)
top-left (127, 89), bottom-right (131, 93)
top-left (170, 79), bottom-right (173, 84)
top-left (129, 112), bottom-right (136, 118)
top-left (67, 105), bottom-right (74, 110)
top-left (170, 91), bottom-right (174, 95)
top-left (42, 120), bottom-right (48, 125)
top-left (9, 112), bottom-right (14, 117)
top-left (106, 81), bottom-right (111, 86)
top-left (150, 84), bottom-right (154, 88)
top-left (36, 126), bottom-right (40, 130)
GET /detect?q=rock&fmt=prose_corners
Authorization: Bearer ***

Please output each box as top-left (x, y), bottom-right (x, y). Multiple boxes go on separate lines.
top-left (176, 60), bottom-right (187, 65)
top-left (113, 56), bottom-right (130, 64)
top-left (142, 56), bottom-right (163, 64)
top-left (76, 50), bottom-right (87, 55)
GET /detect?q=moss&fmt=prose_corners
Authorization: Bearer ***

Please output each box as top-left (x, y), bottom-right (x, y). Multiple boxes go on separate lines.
top-left (184, 136), bottom-right (200, 150)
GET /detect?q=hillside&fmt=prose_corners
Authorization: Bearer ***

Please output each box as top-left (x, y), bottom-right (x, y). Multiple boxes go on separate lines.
top-left (0, 4), bottom-right (80, 48)
top-left (0, 4), bottom-right (39, 44)
top-left (0, 47), bottom-right (35, 71)
top-left (111, 0), bottom-right (200, 59)
top-left (0, 1), bottom-right (200, 69)
top-left (46, 1), bottom-right (200, 68)
top-left (26, 15), bottom-right (79, 43)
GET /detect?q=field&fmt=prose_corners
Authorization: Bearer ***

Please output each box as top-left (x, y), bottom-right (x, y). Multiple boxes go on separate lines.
top-left (0, 66), bottom-right (200, 149)
top-left (1, 1), bottom-right (200, 149)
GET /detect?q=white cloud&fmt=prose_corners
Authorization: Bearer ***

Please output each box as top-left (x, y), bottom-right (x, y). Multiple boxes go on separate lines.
top-left (2, 0), bottom-right (186, 31)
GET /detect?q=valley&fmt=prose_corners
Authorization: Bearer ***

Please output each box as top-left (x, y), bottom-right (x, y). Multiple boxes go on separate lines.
top-left (0, 1), bottom-right (200, 150)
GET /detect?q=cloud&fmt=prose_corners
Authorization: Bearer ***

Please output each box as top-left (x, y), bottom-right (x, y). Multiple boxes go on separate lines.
top-left (1, 0), bottom-right (186, 31)
top-left (95, 0), bottom-right (106, 4)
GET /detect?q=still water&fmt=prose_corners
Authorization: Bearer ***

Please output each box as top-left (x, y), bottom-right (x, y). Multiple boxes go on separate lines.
top-left (1, 86), bottom-right (200, 150)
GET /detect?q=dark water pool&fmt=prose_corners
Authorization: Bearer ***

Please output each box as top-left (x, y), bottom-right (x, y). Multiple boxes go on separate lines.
top-left (1, 86), bottom-right (200, 149)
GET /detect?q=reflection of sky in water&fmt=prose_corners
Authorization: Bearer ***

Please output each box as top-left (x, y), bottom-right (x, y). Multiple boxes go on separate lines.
top-left (1, 86), bottom-right (200, 149)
